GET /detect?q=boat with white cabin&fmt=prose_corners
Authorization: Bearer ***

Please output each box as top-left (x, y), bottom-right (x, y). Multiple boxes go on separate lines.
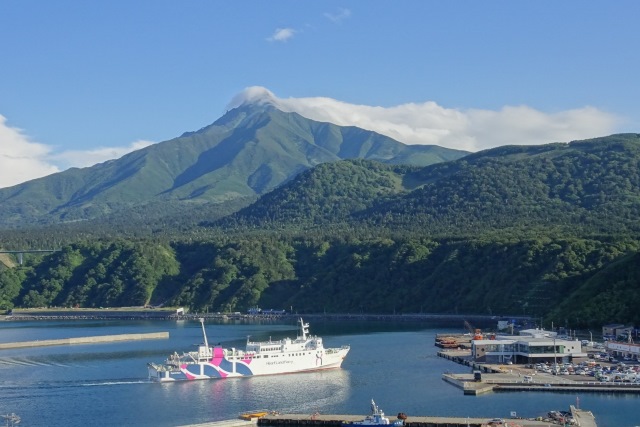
top-left (342, 400), bottom-right (405, 427)
top-left (148, 318), bottom-right (350, 382)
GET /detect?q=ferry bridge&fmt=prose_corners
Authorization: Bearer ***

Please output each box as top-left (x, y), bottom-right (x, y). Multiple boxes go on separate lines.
top-left (0, 249), bottom-right (58, 265)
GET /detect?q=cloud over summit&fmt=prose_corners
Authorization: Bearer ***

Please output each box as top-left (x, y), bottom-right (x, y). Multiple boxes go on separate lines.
top-left (232, 87), bottom-right (619, 151)
top-left (0, 87), bottom-right (620, 189)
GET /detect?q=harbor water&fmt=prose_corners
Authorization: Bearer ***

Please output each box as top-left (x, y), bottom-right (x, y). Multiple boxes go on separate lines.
top-left (0, 318), bottom-right (638, 426)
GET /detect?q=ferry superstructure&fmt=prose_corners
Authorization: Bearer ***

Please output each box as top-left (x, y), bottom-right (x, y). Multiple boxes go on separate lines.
top-left (148, 318), bottom-right (350, 382)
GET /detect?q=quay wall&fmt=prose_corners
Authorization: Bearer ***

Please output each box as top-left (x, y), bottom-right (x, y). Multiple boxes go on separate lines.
top-left (257, 414), bottom-right (557, 427)
top-left (0, 332), bottom-right (169, 350)
top-left (438, 351), bottom-right (502, 373)
top-left (439, 350), bottom-right (640, 395)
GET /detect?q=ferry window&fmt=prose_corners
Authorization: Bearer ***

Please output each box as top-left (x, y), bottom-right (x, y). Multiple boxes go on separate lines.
top-left (264, 355), bottom-right (269, 358)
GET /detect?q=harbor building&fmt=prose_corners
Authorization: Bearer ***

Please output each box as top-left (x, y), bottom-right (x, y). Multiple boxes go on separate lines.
top-left (471, 329), bottom-right (585, 364)
top-left (602, 323), bottom-right (631, 339)
top-left (606, 340), bottom-right (640, 360)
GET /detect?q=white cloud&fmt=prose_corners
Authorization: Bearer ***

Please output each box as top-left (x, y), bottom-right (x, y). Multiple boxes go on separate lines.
top-left (230, 86), bottom-right (619, 152)
top-left (0, 115), bottom-right (155, 189)
top-left (50, 140), bottom-right (155, 170)
top-left (0, 115), bottom-right (60, 188)
top-left (324, 8), bottom-right (351, 23)
top-left (2, 88), bottom-right (620, 189)
top-left (228, 86), bottom-right (278, 108)
top-left (267, 28), bottom-right (296, 42)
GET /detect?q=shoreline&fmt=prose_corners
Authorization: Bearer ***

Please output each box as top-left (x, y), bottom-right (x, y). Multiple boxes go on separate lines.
top-left (1, 309), bottom-right (529, 325)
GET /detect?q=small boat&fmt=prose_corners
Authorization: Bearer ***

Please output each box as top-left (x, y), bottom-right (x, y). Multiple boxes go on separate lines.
top-left (342, 400), bottom-right (405, 427)
top-left (239, 410), bottom-right (270, 420)
top-left (148, 318), bottom-right (350, 382)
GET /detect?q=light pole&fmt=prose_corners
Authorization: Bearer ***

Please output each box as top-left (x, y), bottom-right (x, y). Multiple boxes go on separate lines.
top-left (589, 330), bottom-right (593, 346)
top-left (553, 336), bottom-right (557, 372)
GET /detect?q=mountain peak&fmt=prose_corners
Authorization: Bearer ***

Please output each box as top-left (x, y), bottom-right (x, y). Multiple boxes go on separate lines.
top-left (228, 86), bottom-right (279, 109)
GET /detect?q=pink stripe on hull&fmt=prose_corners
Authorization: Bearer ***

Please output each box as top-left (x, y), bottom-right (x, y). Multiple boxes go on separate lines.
top-left (211, 347), bottom-right (225, 366)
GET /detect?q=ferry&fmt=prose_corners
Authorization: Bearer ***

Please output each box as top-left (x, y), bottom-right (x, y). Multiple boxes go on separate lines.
top-left (148, 318), bottom-right (350, 382)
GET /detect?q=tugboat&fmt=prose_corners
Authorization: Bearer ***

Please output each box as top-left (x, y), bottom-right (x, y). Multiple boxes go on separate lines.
top-left (342, 400), bottom-right (405, 427)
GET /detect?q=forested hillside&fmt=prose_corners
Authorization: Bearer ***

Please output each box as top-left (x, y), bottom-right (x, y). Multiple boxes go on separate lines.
top-left (220, 134), bottom-right (640, 235)
top-left (214, 160), bottom-right (421, 228)
top-left (1, 134), bottom-right (640, 326)
top-left (1, 235), bottom-right (638, 328)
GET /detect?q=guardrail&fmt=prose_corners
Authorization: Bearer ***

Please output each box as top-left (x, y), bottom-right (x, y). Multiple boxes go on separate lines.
top-left (486, 378), bottom-right (640, 386)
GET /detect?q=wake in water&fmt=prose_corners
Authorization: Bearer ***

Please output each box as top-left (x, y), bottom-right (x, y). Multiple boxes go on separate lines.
top-left (0, 378), bottom-right (149, 392)
top-left (0, 357), bottom-right (71, 368)
top-left (81, 379), bottom-right (149, 387)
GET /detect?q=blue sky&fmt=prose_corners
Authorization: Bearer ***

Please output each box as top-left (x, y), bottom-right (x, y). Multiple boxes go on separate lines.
top-left (1, 1), bottom-right (639, 188)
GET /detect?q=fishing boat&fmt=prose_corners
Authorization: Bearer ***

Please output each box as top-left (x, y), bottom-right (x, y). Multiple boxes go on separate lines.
top-left (148, 318), bottom-right (350, 382)
top-left (342, 400), bottom-right (405, 427)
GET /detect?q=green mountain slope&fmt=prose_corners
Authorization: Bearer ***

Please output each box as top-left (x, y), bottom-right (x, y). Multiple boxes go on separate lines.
top-left (545, 251), bottom-right (640, 326)
top-left (220, 133), bottom-right (640, 235)
top-left (366, 133), bottom-right (640, 233)
top-left (215, 159), bottom-right (420, 228)
top-left (0, 104), bottom-right (467, 227)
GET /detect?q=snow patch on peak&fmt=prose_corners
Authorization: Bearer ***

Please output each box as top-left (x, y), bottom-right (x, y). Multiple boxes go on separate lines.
top-left (228, 86), bottom-right (280, 109)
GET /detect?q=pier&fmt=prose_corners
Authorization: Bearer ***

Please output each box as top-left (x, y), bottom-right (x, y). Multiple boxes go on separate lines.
top-left (252, 412), bottom-right (580, 427)
top-left (0, 332), bottom-right (169, 350)
top-left (438, 350), bottom-right (640, 395)
top-left (180, 412), bottom-right (598, 427)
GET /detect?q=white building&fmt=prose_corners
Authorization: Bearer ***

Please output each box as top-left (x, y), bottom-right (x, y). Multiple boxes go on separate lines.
top-left (471, 332), bottom-right (585, 364)
top-left (606, 340), bottom-right (640, 360)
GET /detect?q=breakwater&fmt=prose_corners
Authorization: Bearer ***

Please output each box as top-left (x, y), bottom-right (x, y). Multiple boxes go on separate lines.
top-left (0, 331), bottom-right (169, 349)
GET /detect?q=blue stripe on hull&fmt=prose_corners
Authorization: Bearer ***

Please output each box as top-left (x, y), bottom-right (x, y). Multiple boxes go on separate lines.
top-left (235, 363), bottom-right (252, 376)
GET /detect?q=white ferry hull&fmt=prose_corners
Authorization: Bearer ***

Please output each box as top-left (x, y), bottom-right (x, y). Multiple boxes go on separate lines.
top-left (148, 319), bottom-right (349, 382)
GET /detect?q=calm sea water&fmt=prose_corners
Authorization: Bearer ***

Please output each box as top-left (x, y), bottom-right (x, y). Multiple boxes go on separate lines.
top-left (0, 319), bottom-right (638, 427)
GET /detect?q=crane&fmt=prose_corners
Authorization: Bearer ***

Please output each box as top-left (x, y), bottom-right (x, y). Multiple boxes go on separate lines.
top-left (464, 320), bottom-right (483, 340)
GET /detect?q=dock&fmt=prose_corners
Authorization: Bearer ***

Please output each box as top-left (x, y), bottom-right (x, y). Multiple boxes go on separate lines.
top-left (178, 419), bottom-right (258, 427)
top-left (435, 333), bottom-right (473, 349)
top-left (171, 409), bottom-right (598, 427)
top-left (0, 332), bottom-right (169, 349)
top-left (252, 413), bottom-right (572, 427)
top-left (438, 350), bottom-right (640, 395)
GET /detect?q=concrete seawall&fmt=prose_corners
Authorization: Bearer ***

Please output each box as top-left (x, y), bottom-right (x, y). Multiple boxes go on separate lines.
top-left (179, 419), bottom-right (257, 427)
top-left (255, 413), bottom-right (565, 427)
top-left (0, 331), bottom-right (169, 350)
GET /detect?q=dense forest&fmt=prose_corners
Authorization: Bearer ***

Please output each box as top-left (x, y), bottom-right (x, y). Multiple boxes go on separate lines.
top-left (1, 235), bottom-right (638, 328)
top-left (1, 134), bottom-right (640, 327)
